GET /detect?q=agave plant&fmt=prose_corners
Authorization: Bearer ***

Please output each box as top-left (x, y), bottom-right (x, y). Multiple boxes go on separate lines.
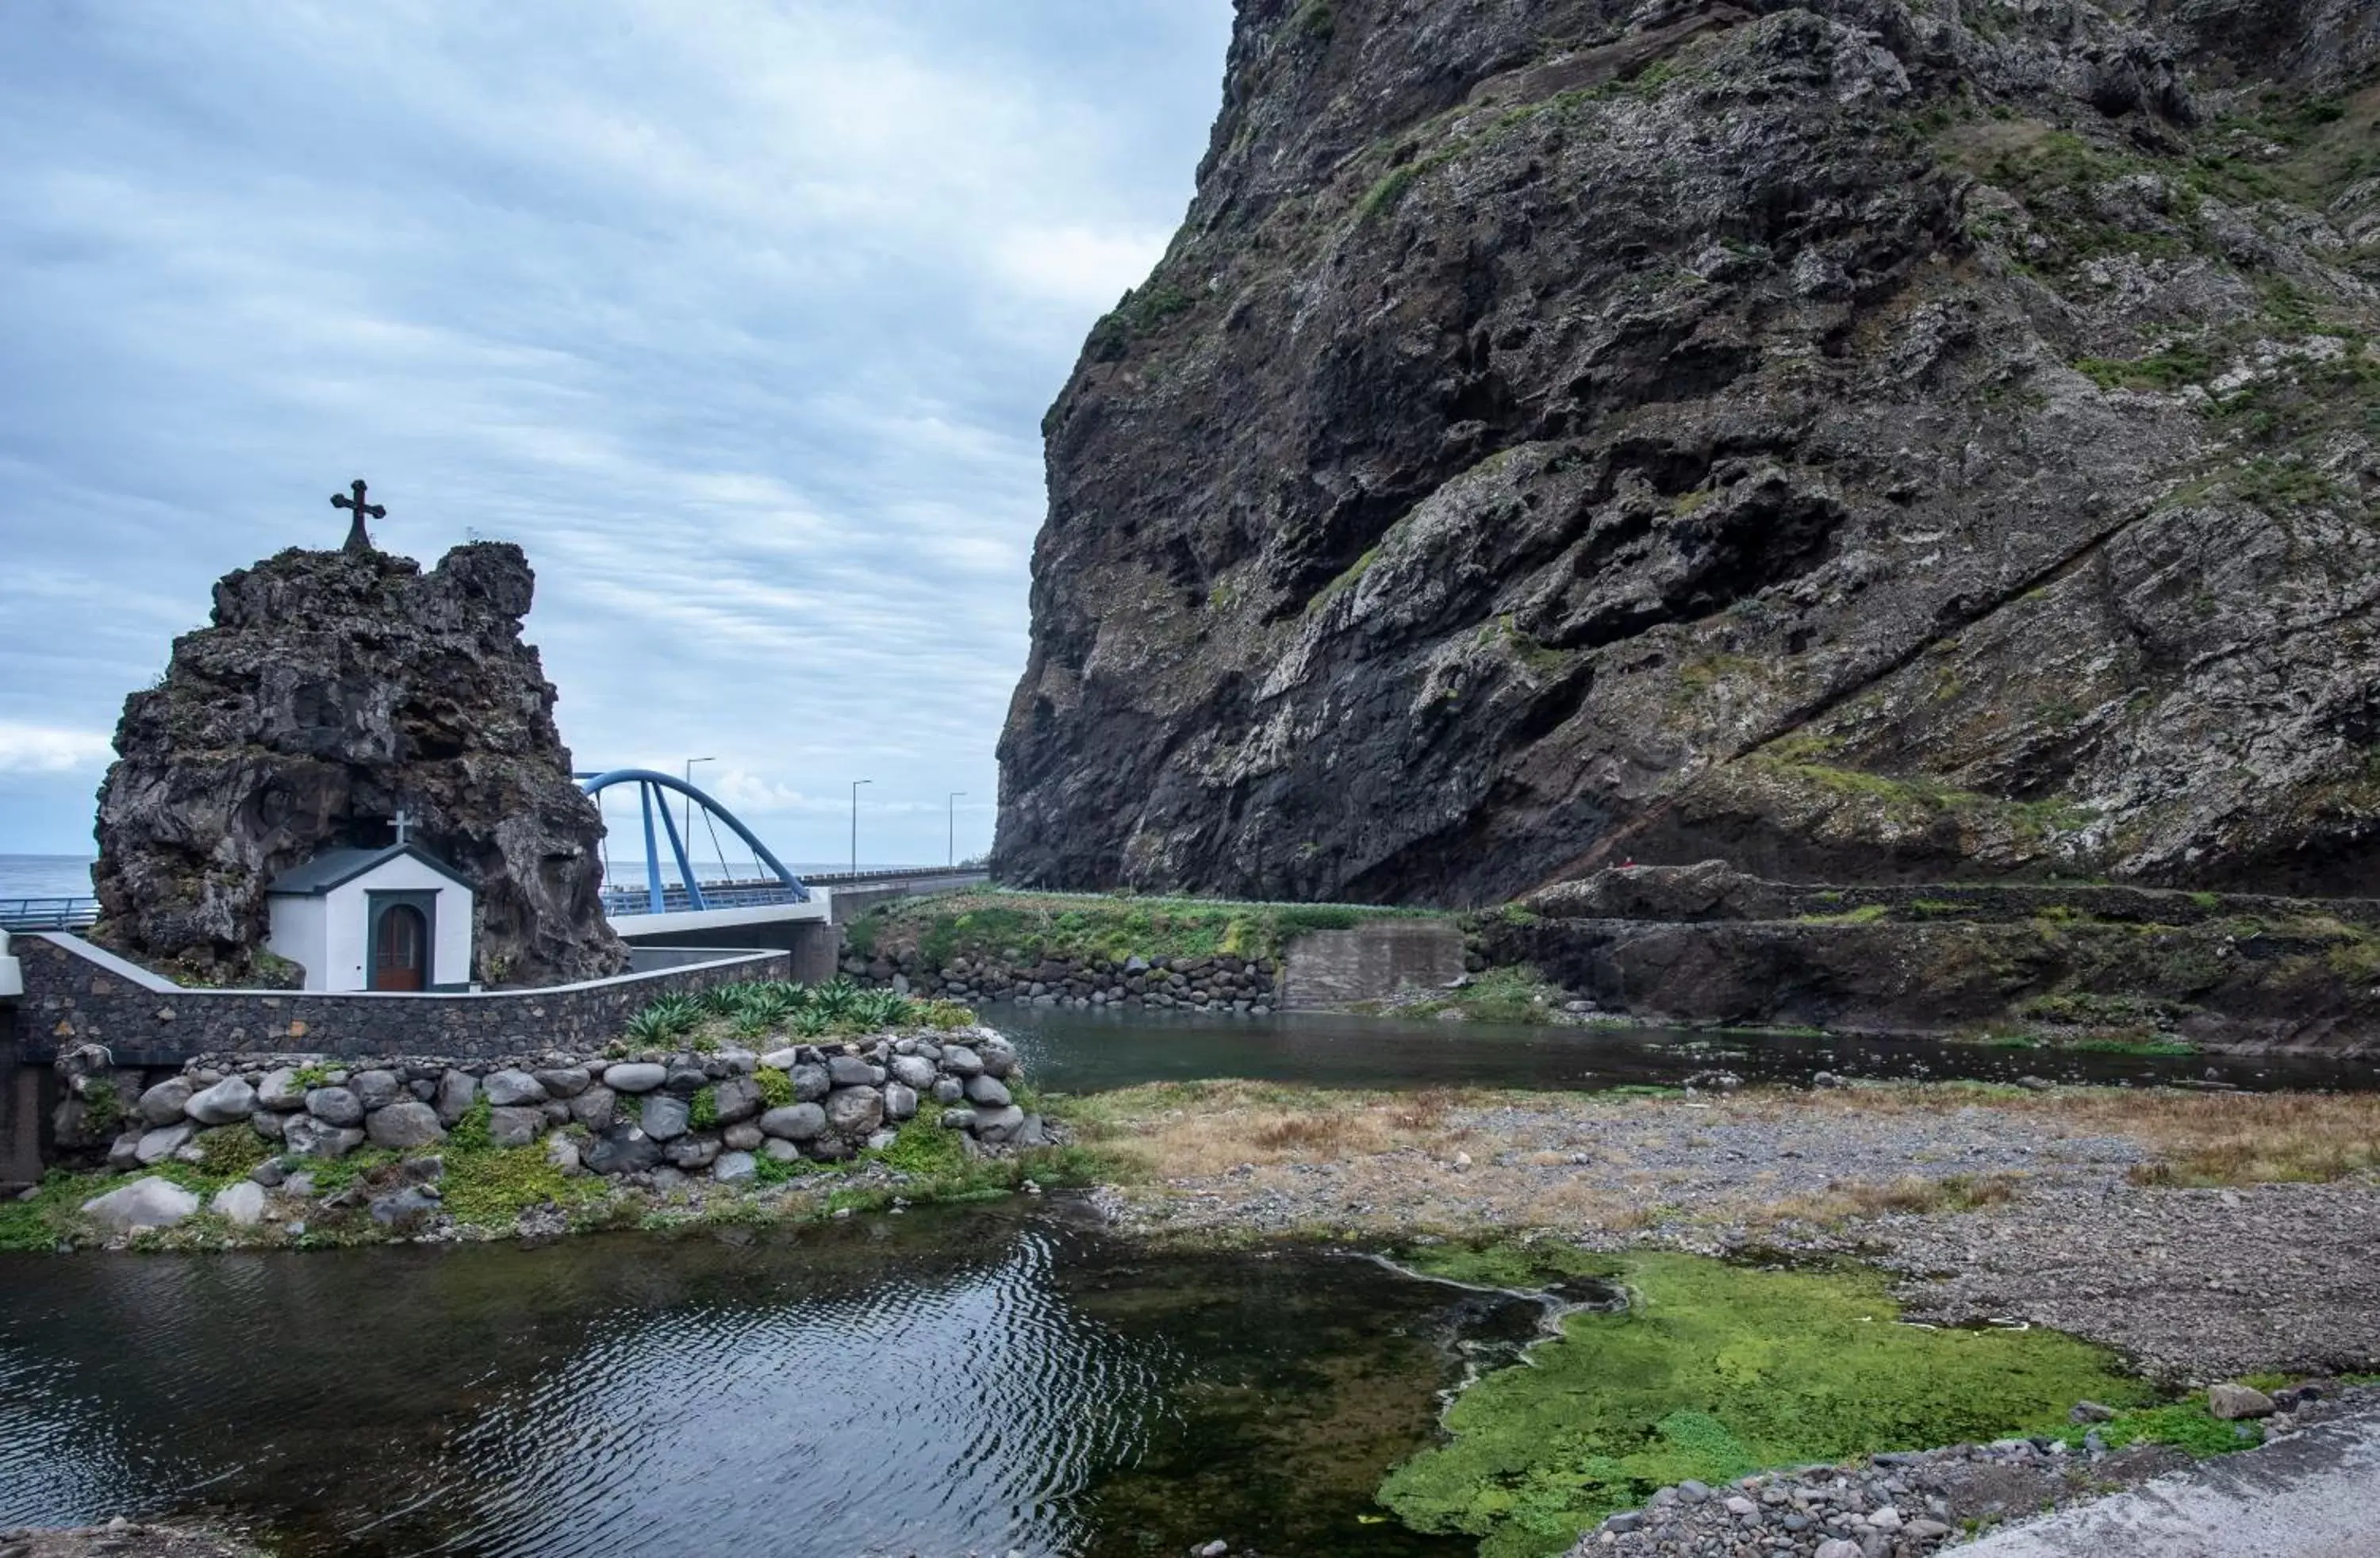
top-left (623, 1005), bottom-right (679, 1046)
top-left (647, 992), bottom-right (704, 1035)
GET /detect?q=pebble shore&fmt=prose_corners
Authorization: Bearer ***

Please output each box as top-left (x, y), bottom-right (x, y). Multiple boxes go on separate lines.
top-left (1566, 1384), bottom-right (2377, 1557)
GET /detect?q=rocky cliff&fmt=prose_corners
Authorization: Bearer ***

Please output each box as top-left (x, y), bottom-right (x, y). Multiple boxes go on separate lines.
top-left (93, 543), bottom-right (628, 985)
top-left (996, 0), bottom-right (2380, 906)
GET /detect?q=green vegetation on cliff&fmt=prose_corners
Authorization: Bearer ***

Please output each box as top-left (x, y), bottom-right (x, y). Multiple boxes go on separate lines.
top-left (848, 888), bottom-right (1434, 970)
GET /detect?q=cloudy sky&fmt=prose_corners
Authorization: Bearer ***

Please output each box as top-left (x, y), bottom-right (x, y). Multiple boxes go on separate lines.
top-left (0, 0), bottom-right (1231, 868)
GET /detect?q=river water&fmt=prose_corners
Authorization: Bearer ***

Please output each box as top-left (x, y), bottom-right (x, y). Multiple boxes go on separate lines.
top-left (992, 1004), bottom-right (2380, 1095)
top-left (0, 1206), bottom-right (1514, 1556)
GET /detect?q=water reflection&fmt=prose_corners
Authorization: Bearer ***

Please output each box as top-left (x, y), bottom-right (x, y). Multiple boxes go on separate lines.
top-left (992, 1004), bottom-right (2376, 1096)
top-left (0, 1210), bottom-right (1486, 1557)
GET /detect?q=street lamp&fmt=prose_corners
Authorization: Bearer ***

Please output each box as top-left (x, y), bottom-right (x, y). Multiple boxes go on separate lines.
top-left (684, 758), bottom-right (715, 878)
top-left (850, 778), bottom-right (871, 877)
top-left (948, 792), bottom-right (965, 868)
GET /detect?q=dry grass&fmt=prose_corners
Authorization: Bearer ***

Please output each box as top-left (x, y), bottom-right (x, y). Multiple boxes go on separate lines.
top-left (1069, 1080), bottom-right (1488, 1176)
top-left (1756, 1172), bottom-right (2023, 1228)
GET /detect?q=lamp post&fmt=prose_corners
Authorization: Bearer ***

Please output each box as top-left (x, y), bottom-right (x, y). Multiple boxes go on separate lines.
top-left (850, 778), bottom-right (870, 878)
top-left (947, 792), bottom-right (965, 868)
top-left (684, 758), bottom-right (715, 878)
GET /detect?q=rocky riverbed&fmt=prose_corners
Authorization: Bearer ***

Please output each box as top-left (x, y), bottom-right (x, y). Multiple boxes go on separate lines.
top-left (1075, 1081), bottom-right (2380, 1383)
top-left (1567, 1384), bottom-right (2380, 1558)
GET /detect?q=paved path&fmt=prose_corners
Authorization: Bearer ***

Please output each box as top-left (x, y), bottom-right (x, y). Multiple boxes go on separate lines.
top-left (1956, 1409), bottom-right (2380, 1556)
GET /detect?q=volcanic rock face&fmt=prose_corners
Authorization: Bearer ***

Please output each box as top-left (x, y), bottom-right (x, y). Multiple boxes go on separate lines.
top-left (996, 0), bottom-right (2380, 905)
top-left (93, 543), bottom-right (628, 985)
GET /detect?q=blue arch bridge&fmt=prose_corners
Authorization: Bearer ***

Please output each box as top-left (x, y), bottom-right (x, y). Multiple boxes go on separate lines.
top-left (0, 770), bottom-right (985, 958)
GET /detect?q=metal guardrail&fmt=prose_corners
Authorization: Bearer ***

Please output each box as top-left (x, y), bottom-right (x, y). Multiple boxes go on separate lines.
top-left (601, 868), bottom-right (985, 917)
top-left (0, 896), bottom-right (99, 931)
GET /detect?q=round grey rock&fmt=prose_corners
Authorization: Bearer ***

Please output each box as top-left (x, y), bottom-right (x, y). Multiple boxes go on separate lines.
top-left (305, 1086), bottom-right (364, 1126)
top-left (889, 1054), bottom-right (936, 1091)
top-left (883, 1082), bottom-right (918, 1122)
top-left (712, 1150), bottom-right (758, 1185)
top-left (826, 1054), bottom-right (876, 1088)
top-left (186, 1075), bottom-right (258, 1126)
top-left (722, 1122), bottom-right (763, 1151)
top-left (282, 1115), bottom-right (365, 1159)
top-left (932, 1076), bottom-right (965, 1105)
top-left (583, 1123), bottom-right (662, 1176)
top-left (973, 1104), bottom-right (1027, 1143)
top-left (211, 1180), bottom-right (267, 1226)
top-left (134, 1122), bottom-right (193, 1165)
top-left (641, 1093), bottom-right (692, 1142)
top-left (366, 1099), bottom-right (447, 1150)
top-left (759, 1103), bottom-right (827, 1142)
top-left (482, 1069), bottom-right (548, 1107)
top-left (964, 1074), bottom-right (1012, 1108)
top-left (824, 1085), bottom-right (883, 1138)
top-left (604, 1061), bottom-right (669, 1095)
top-left (567, 1084), bottom-right (617, 1128)
top-left (83, 1176), bottom-right (201, 1232)
top-left (351, 1069), bottom-right (402, 1110)
top-left (531, 1065), bottom-right (590, 1099)
top-left (487, 1105), bottom-right (544, 1149)
top-left (137, 1077), bottom-right (193, 1126)
top-left (709, 1076), bottom-right (764, 1125)
top-left (788, 1063), bottom-right (830, 1102)
top-left (256, 1067), bottom-right (307, 1110)
top-left (434, 1068), bottom-right (478, 1125)
top-left (940, 1045), bottom-right (984, 1077)
top-left (665, 1134), bottom-right (720, 1170)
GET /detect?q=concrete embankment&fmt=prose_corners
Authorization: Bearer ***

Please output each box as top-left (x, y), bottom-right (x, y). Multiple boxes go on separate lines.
top-left (1954, 1402), bottom-right (2380, 1558)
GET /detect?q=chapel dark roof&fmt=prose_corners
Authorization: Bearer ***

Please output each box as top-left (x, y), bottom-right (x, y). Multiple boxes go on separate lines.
top-left (265, 842), bottom-right (473, 896)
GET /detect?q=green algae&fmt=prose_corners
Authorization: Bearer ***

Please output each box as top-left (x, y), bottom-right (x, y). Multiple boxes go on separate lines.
top-left (1377, 1249), bottom-right (2155, 1558)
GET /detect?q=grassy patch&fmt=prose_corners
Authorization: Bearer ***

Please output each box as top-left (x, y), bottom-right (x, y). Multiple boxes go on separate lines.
top-left (1377, 1249), bottom-right (2155, 1558)
top-left (858, 888), bottom-right (1431, 974)
top-left (1391, 965), bottom-right (1568, 1025)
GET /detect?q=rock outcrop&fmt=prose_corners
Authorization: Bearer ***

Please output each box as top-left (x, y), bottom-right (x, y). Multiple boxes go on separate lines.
top-left (92, 543), bottom-right (628, 985)
top-left (996, 0), bottom-right (2380, 906)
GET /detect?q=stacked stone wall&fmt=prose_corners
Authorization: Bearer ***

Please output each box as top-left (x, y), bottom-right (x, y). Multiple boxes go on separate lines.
top-left (843, 945), bottom-right (1281, 1014)
top-left (13, 934), bottom-right (787, 1067)
top-left (54, 1027), bottom-right (1034, 1193)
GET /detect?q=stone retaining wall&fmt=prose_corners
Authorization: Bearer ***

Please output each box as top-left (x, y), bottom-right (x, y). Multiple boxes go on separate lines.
top-left (841, 945), bottom-right (1283, 1013)
top-left (13, 933), bottom-right (789, 1067)
top-left (56, 1027), bottom-right (1035, 1194)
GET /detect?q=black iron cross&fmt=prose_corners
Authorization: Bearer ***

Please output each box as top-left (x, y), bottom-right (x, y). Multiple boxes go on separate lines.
top-left (332, 478), bottom-right (386, 554)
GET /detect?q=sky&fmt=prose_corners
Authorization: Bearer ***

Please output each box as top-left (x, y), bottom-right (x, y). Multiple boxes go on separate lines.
top-left (0, 0), bottom-right (1232, 868)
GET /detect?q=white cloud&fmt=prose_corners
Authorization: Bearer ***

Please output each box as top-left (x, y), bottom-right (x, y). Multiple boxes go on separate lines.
top-left (0, 0), bottom-right (1235, 858)
top-left (0, 723), bottom-right (113, 775)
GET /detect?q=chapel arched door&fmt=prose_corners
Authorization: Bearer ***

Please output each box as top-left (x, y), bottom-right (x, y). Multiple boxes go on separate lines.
top-left (372, 902), bottom-right (428, 992)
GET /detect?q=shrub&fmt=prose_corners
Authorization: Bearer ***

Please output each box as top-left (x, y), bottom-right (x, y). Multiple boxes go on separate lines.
top-left (754, 1068), bottom-right (795, 1108)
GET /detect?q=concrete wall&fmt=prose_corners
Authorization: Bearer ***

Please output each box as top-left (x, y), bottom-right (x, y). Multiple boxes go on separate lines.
top-left (13, 933), bottom-right (789, 1067)
top-left (618, 919), bottom-right (839, 983)
top-left (1280, 919), bottom-right (1468, 1010)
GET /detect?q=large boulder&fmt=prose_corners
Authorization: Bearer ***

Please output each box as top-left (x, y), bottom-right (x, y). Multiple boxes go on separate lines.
top-left (283, 1115), bottom-right (365, 1159)
top-left (487, 1106), bottom-right (544, 1148)
top-left (823, 1086), bottom-right (884, 1138)
top-left (210, 1180), bottom-right (267, 1226)
top-left (82, 1176), bottom-right (202, 1232)
top-left (641, 1094), bottom-right (691, 1142)
top-left (434, 1069), bottom-right (478, 1126)
top-left (583, 1124), bottom-right (662, 1176)
top-left (185, 1076), bottom-right (257, 1125)
top-left (136, 1077), bottom-right (192, 1126)
top-left (604, 1062), bottom-right (667, 1095)
top-left (305, 1087), bottom-right (363, 1126)
top-left (365, 1100), bottom-right (446, 1149)
top-left (133, 1123), bottom-right (194, 1165)
top-left (88, 542), bottom-right (628, 985)
top-left (758, 1103), bottom-right (826, 1142)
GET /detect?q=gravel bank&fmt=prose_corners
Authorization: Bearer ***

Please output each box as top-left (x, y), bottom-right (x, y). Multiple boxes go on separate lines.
top-left (1564, 1385), bottom-right (2380, 1558)
top-left (1081, 1084), bottom-right (2380, 1383)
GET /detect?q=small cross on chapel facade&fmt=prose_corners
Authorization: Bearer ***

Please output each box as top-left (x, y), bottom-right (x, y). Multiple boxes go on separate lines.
top-left (263, 809), bottom-right (477, 992)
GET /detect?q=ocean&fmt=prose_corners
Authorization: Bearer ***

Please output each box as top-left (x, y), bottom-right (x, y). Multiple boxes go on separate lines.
top-left (0, 854), bottom-right (96, 900)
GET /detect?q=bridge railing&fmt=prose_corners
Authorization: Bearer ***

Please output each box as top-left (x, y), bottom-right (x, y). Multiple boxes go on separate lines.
top-left (0, 896), bottom-right (100, 931)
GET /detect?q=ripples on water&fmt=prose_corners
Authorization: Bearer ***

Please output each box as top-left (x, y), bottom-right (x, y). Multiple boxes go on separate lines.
top-left (0, 1210), bottom-right (1484, 1556)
